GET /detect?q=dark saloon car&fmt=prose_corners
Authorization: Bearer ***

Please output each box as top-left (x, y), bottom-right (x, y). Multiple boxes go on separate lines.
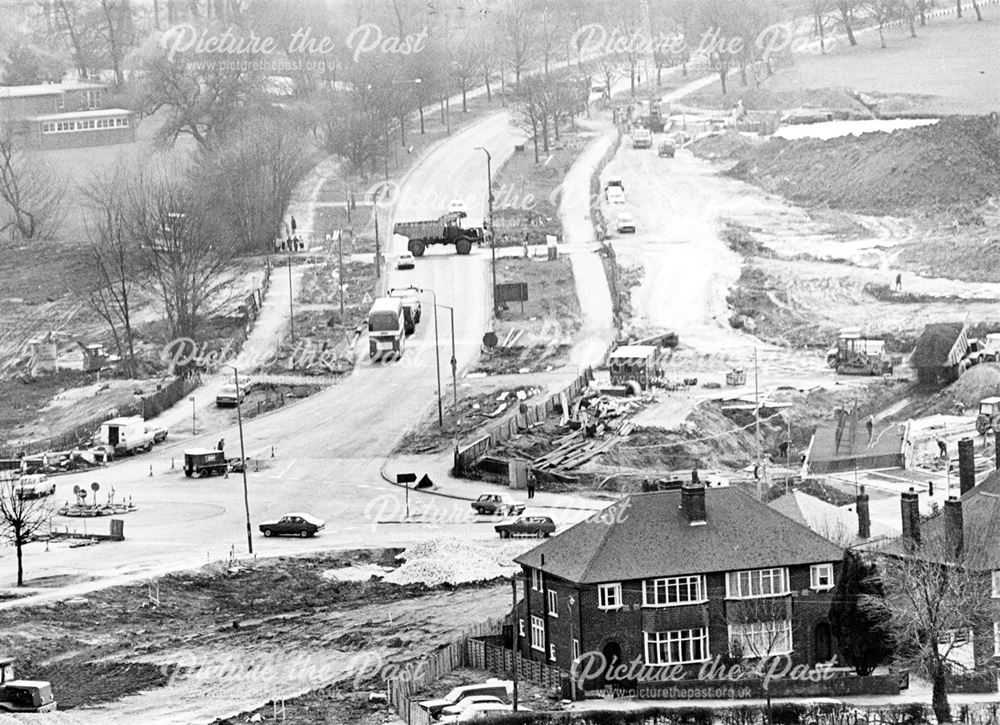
top-left (259, 513), bottom-right (325, 538)
top-left (495, 516), bottom-right (556, 539)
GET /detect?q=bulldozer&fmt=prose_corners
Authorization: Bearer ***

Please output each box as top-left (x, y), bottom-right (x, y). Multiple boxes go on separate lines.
top-left (827, 328), bottom-right (895, 376)
top-left (976, 397), bottom-right (1000, 435)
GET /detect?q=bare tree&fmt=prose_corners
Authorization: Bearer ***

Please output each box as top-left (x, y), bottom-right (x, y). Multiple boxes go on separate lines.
top-left (499, 1), bottom-right (536, 85)
top-left (864, 527), bottom-right (996, 723)
top-left (85, 165), bottom-right (140, 376)
top-left (450, 41), bottom-right (481, 114)
top-left (130, 29), bottom-right (265, 148)
top-left (0, 126), bottom-right (66, 243)
top-left (96, 0), bottom-right (135, 88)
top-left (861, 0), bottom-right (896, 48)
top-left (129, 167), bottom-right (235, 341)
top-left (0, 471), bottom-right (53, 587)
top-left (197, 112), bottom-right (317, 254)
top-left (837, 0), bottom-right (859, 46)
top-left (514, 75), bottom-right (545, 163)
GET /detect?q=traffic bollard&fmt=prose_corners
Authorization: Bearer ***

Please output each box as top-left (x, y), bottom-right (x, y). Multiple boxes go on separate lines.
top-left (171, 458), bottom-right (175, 469)
top-left (271, 445), bottom-right (275, 458)
top-left (149, 465), bottom-right (153, 477)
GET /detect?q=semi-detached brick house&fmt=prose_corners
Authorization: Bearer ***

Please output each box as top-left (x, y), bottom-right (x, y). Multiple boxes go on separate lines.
top-left (513, 482), bottom-right (845, 690)
top-left (0, 81), bottom-right (135, 149)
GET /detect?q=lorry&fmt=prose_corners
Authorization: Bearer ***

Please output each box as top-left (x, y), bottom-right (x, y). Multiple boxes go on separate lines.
top-left (99, 416), bottom-right (155, 455)
top-left (608, 345), bottom-right (662, 392)
top-left (393, 212), bottom-right (485, 257)
top-left (183, 448), bottom-right (229, 478)
top-left (826, 329), bottom-right (896, 376)
top-left (631, 128), bottom-right (652, 149)
top-left (368, 297), bottom-right (406, 360)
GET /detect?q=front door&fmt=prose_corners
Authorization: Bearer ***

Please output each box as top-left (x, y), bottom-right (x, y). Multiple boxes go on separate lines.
top-left (814, 622), bottom-right (833, 662)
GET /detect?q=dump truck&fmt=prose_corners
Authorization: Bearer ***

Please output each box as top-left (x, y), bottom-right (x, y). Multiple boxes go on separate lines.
top-left (393, 212), bottom-right (484, 257)
top-left (826, 329), bottom-right (895, 376)
top-left (608, 345), bottom-right (662, 392)
top-left (99, 416), bottom-right (155, 455)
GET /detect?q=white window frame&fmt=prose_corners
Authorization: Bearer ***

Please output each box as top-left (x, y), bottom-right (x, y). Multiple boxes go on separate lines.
top-left (86, 89), bottom-right (102, 109)
top-left (810, 564), bottom-right (834, 591)
top-left (643, 575), bottom-right (707, 607)
top-left (994, 622), bottom-right (1000, 657)
top-left (643, 628), bottom-right (710, 665)
top-left (547, 589), bottom-right (558, 617)
top-left (549, 643), bottom-right (557, 661)
top-left (518, 618), bottom-right (525, 637)
top-left (531, 569), bottom-right (543, 592)
top-left (530, 615), bottom-right (545, 652)
top-left (572, 638), bottom-right (581, 662)
top-left (598, 583), bottom-right (622, 610)
top-left (992, 570), bottom-right (1000, 599)
top-left (55, 94), bottom-right (65, 112)
top-left (726, 568), bottom-right (790, 599)
top-left (727, 619), bottom-right (794, 657)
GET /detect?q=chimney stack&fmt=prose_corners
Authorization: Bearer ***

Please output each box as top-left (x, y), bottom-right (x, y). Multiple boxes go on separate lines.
top-left (857, 485), bottom-right (871, 539)
top-left (958, 437), bottom-right (976, 495)
top-left (681, 478), bottom-right (707, 526)
top-left (944, 497), bottom-right (964, 557)
top-left (900, 488), bottom-right (921, 545)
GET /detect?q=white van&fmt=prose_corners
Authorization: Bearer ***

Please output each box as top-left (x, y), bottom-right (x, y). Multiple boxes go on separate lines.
top-left (367, 297), bottom-right (406, 359)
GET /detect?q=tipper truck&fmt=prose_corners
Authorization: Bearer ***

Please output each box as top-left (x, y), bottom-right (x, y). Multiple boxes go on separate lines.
top-left (393, 212), bottom-right (484, 257)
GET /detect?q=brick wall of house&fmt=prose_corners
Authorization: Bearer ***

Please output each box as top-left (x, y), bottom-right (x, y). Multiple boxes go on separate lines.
top-left (518, 561), bottom-right (840, 690)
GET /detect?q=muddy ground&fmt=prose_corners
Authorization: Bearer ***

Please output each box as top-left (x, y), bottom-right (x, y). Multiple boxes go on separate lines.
top-left (0, 549), bottom-right (509, 723)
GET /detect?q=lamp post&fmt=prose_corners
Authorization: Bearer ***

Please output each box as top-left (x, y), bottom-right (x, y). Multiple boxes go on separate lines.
top-left (189, 396), bottom-right (195, 435)
top-left (223, 364), bottom-right (253, 555)
top-left (474, 146), bottom-right (496, 317)
top-left (287, 239), bottom-right (295, 348)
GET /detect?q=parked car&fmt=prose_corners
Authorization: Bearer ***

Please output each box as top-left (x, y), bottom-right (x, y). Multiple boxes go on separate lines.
top-left (616, 212), bottom-right (636, 234)
top-left (471, 494), bottom-right (525, 516)
top-left (441, 703), bottom-right (529, 723)
top-left (259, 512), bottom-right (325, 538)
top-left (605, 175), bottom-right (624, 192)
top-left (227, 457), bottom-right (250, 473)
top-left (397, 251), bottom-right (415, 270)
top-left (418, 680), bottom-right (512, 718)
top-left (216, 383), bottom-right (245, 407)
top-left (495, 516), bottom-right (555, 539)
top-left (438, 695), bottom-right (505, 718)
top-left (149, 427), bottom-right (168, 444)
top-left (658, 141), bottom-right (675, 157)
top-left (16, 474), bottom-right (55, 500)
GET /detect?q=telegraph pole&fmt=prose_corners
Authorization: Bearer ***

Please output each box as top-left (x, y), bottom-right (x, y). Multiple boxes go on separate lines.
top-left (754, 347), bottom-right (763, 499)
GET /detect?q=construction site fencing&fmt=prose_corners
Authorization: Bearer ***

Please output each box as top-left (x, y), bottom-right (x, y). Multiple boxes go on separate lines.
top-left (386, 617), bottom-right (506, 725)
top-left (453, 367), bottom-right (595, 476)
top-left (0, 371), bottom-right (202, 458)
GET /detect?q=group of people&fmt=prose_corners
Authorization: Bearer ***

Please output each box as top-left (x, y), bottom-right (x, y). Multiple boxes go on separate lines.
top-left (275, 236), bottom-right (305, 252)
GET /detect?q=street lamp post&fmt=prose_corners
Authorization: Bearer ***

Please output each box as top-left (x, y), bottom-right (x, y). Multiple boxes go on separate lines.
top-left (189, 396), bottom-right (195, 435)
top-left (223, 365), bottom-right (253, 555)
top-left (287, 241), bottom-right (295, 348)
top-left (474, 147), bottom-right (496, 317)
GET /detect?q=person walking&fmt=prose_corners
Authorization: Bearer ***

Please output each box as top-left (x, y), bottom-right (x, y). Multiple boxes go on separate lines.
top-left (217, 438), bottom-right (225, 452)
top-left (895, 273), bottom-right (902, 292)
top-left (527, 470), bottom-right (536, 499)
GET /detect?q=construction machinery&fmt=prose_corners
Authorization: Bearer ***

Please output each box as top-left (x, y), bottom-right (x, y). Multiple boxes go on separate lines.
top-left (725, 368), bottom-right (747, 386)
top-left (0, 657), bottom-right (56, 713)
top-left (826, 328), bottom-right (895, 376)
top-left (393, 212), bottom-right (484, 257)
top-left (976, 397), bottom-right (1000, 435)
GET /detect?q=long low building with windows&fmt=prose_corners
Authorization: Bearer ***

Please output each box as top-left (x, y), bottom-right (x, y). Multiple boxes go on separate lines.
top-left (0, 81), bottom-right (135, 149)
top-left (513, 482), bottom-right (844, 691)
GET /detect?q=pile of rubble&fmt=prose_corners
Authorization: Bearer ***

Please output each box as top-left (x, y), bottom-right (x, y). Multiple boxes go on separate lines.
top-left (532, 391), bottom-right (647, 472)
top-left (383, 539), bottom-right (534, 587)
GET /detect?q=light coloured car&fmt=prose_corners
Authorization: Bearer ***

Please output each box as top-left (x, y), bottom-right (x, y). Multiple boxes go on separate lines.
top-left (440, 702), bottom-right (529, 722)
top-left (616, 212), bottom-right (636, 234)
top-left (438, 695), bottom-right (505, 718)
top-left (471, 493), bottom-right (524, 516)
top-left (16, 474), bottom-right (54, 500)
top-left (397, 252), bottom-right (415, 270)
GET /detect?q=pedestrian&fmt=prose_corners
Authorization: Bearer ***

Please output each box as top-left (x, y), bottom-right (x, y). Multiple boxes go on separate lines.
top-left (895, 273), bottom-right (902, 292)
top-left (937, 438), bottom-right (947, 459)
top-left (217, 438), bottom-right (225, 452)
top-left (527, 471), bottom-right (536, 499)
top-left (865, 415), bottom-right (874, 441)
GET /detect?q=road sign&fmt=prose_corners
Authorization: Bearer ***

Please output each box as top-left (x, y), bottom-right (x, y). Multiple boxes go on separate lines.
top-left (396, 473), bottom-right (417, 484)
top-left (483, 332), bottom-right (498, 349)
top-left (495, 282), bottom-right (528, 304)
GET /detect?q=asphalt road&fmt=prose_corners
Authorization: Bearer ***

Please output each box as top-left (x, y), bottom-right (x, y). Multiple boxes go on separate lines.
top-left (0, 111), bottom-right (607, 599)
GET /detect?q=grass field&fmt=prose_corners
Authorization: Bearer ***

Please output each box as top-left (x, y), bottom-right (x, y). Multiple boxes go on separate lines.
top-left (767, 10), bottom-right (1000, 114)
